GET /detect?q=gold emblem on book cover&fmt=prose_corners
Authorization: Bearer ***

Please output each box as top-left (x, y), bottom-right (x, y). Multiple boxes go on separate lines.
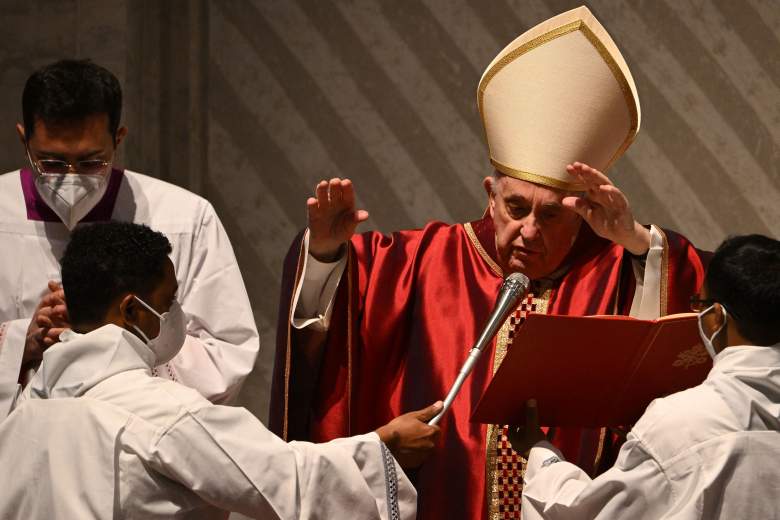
top-left (672, 343), bottom-right (709, 369)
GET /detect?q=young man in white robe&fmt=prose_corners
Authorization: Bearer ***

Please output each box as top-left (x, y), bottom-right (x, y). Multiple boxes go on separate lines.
top-left (0, 221), bottom-right (441, 519)
top-left (0, 59), bottom-right (258, 418)
top-left (510, 234), bottom-right (780, 519)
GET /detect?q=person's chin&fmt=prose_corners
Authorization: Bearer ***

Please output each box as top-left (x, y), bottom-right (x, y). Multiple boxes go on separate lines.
top-left (506, 259), bottom-right (534, 276)
top-left (508, 254), bottom-right (550, 278)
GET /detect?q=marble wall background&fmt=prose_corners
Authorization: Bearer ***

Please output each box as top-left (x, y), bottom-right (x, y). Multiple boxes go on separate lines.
top-left (1, 0), bottom-right (778, 422)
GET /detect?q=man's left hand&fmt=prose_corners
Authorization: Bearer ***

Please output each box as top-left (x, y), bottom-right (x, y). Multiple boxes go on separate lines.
top-left (562, 162), bottom-right (650, 256)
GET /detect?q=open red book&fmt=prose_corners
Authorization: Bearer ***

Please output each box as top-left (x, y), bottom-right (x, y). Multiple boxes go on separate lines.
top-left (471, 313), bottom-right (712, 427)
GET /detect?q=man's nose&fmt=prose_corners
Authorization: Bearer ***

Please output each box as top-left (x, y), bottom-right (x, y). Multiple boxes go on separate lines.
top-left (519, 215), bottom-right (541, 242)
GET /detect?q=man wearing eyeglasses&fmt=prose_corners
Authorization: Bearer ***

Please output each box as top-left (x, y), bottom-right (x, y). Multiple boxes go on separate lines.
top-left (0, 59), bottom-right (259, 418)
top-left (510, 234), bottom-right (780, 519)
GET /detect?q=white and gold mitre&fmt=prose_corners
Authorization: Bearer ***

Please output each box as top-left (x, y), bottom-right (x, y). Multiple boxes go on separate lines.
top-left (478, 6), bottom-right (640, 191)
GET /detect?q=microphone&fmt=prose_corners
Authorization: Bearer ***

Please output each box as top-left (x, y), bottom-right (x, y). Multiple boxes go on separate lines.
top-left (429, 272), bottom-right (531, 426)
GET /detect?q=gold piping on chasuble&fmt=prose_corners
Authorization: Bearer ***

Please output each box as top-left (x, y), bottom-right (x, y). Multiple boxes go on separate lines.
top-left (464, 222), bottom-right (503, 277)
top-left (346, 245), bottom-right (354, 436)
top-left (592, 427), bottom-right (608, 474)
top-left (658, 228), bottom-right (670, 317)
top-left (282, 236), bottom-right (309, 441)
top-left (485, 288), bottom-right (551, 519)
top-left (477, 20), bottom-right (639, 175)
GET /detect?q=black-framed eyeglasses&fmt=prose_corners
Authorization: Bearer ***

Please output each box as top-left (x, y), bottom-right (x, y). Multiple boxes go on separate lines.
top-left (689, 295), bottom-right (714, 313)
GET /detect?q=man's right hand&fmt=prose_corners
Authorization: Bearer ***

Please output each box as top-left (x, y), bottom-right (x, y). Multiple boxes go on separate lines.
top-left (23, 281), bottom-right (70, 367)
top-left (307, 178), bottom-right (369, 262)
top-left (375, 401), bottom-right (443, 469)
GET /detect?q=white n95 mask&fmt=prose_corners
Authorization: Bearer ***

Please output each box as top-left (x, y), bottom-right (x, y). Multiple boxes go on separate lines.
top-left (132, 296), bottom-right (187, 365)
top-left (34, 173), bottom-right (109, 230)
top-left (697, 304), bottom-right (728, 359)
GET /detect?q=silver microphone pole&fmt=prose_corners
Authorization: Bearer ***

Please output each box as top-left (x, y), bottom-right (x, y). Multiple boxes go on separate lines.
top-left (429, 272), bottom-right (530, 426)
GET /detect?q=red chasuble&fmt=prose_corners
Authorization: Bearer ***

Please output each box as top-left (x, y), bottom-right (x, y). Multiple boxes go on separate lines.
top-left (270, 214), bottom-right (706, 520)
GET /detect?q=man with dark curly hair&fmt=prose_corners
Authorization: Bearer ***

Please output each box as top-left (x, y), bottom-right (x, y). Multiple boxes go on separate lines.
top-left (0, 221), bottom-right (440, 519)
top-left (0, 60), bottom-right (258, 418)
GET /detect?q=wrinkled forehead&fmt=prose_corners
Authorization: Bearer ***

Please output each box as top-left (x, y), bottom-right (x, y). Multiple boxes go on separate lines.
top-left (496, 174), bottom-right (575, 204)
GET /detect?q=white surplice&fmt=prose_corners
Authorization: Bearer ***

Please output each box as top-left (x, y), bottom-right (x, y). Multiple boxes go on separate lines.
top-left (0, 169), bottom-right (259, 418)
top-left (521, 344), bottom-right (780, 520)
top-left (0, 325), bottom-right (415, 519)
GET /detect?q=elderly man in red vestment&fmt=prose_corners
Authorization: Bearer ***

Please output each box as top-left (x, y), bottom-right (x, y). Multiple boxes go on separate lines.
top-left (271, 6), bottom-right (705, 520)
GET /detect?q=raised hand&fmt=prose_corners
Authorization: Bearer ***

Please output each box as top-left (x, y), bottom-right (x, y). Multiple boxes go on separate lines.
top-left (307, 178), bottom-right (369, 262)
top-left (24, 281), bottom-right (71, 366)
top-left (375, 401), bottom-right (443, 469)
top-left (562, 162), bottom-right (650, 256)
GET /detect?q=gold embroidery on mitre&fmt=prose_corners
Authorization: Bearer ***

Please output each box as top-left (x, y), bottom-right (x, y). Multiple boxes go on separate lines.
top-left (673, 343), bottom-right (709, 369)
top-left (478, 19), bottom-right (639, 184)
top-left (478, 21), bottom-right (584, 111)
top-left (491, 159), bottom-right (585, 192)
top-left (576, 23), bottom-right (639, 170)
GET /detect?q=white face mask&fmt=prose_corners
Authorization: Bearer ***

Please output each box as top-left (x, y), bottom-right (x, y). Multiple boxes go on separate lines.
top-left (34, 173), bottom-right (109, 230)
top-left (697, 304), bottom-right (728, 359)
top-left (132, 296), bottom-right (187, 365)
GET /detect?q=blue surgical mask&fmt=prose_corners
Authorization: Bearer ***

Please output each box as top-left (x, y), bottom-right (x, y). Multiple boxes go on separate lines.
top-left (697, 304), bottom-right (728, 359)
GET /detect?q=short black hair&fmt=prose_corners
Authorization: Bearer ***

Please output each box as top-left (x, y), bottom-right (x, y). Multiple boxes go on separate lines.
top-left (22, 59), bottom-right (122, 140)
top-left (706, 234), bottom-right (780, 346)
top-left (61, 222), bottom-right (172, 327)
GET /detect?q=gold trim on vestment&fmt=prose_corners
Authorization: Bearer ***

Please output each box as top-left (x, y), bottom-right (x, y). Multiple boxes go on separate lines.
top-left (485, 311), bottom-right (516, 519)
top-left (346, 247), bottom-right (354, 435)
top-left (533, 288), bottom-right (551, 315)
top-left (592, 427), bottom-right (607, 473)
top-left (485, 422), bottom-right (505, 519)
top-left (477, 20), bottom-right (639, 184)
top-left (282, 236), bottom-right (308, 441)
top-left (658, 228), bottom-right (670, 317)
top-left (464, 222), bottom-right (503, 277)
top-left (486, 288), bottom-right (552, 519)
